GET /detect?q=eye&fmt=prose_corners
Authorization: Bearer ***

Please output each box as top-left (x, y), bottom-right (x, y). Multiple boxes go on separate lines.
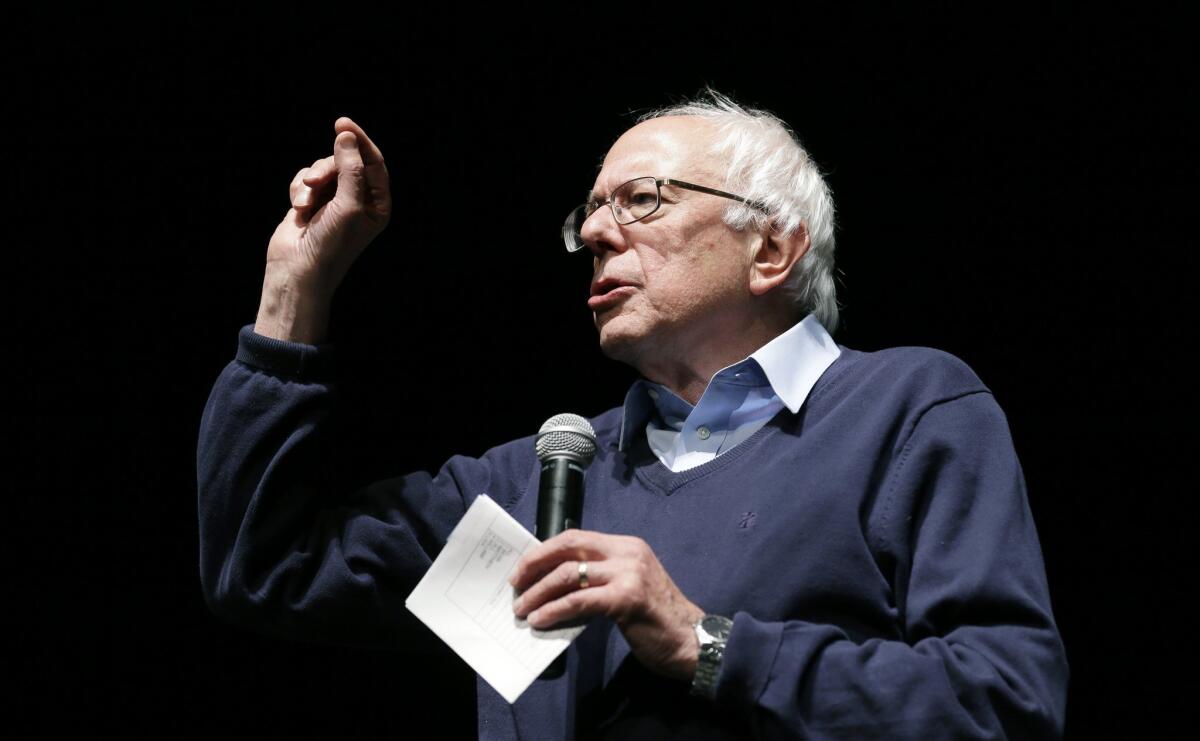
top-left (616, 179), bottom-right (658, 210)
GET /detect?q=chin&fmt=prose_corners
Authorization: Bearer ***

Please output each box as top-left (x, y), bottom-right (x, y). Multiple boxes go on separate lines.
top-left (596, 318), bottom-right (647, 365)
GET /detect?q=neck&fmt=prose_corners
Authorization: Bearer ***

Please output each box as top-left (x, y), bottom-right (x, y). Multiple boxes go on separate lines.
top-left (636, 306), bottom-right (797, 406)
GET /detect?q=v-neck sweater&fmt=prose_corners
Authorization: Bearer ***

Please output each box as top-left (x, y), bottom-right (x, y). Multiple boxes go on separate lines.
top-left (198, 327), bottom-right (1067, 739)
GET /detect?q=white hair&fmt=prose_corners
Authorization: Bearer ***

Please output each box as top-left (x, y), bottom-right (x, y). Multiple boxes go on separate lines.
top-left (638, 90), bottom-right (839, 333)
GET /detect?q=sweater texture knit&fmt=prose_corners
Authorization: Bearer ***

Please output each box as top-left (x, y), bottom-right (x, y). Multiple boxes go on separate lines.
top-left (197, 326), bottom-right (1068, 739)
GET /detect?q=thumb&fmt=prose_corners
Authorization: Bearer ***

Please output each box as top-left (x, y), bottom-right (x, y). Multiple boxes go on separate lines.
top-left (334, 130), bottom-right (364, 203)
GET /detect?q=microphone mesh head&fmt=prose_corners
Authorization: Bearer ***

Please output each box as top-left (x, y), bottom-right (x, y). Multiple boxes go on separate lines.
top-left (535, 413), bottom-right (598, 464)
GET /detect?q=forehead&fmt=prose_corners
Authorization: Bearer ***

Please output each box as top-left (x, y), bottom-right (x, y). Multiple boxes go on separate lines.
top-left (593, 116), bottom-right (723, 193)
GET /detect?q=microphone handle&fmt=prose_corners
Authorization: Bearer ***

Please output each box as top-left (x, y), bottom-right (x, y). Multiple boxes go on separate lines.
top-left (535, 457), bottom-right (585, 540)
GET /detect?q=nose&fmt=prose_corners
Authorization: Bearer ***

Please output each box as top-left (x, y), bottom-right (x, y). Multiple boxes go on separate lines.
top-left (579, 204), bottom-right (626, 258)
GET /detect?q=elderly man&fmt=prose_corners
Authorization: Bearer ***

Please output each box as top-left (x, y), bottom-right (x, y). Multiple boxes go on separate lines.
top-left (198, 94), bottom-right (1068, 739)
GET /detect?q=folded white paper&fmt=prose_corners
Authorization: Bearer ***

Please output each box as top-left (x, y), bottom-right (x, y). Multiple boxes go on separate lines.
top-left (405, 494), bottom-right (586, 703)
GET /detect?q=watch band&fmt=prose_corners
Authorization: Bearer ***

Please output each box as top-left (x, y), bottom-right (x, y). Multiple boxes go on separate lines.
top-left (691, 614), bottom-right (733, 699)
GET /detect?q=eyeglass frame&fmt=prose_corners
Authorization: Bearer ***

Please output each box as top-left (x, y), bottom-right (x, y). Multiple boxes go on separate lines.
top-left (562, 176), bottom-right (769, 253)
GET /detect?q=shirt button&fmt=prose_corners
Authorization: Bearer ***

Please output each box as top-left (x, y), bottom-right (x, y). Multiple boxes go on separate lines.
top-left (696, 426), bottom-right (711, 440)
top-left (648, 389), bottom-right (659, 400)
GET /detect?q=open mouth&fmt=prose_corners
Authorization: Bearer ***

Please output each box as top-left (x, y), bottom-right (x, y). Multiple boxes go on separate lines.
top-left (588, 279), bottom-right (636, 310)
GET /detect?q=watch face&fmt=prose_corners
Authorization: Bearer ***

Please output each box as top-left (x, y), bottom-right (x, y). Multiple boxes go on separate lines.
top-left (701, 615), bottom-right (732, 640)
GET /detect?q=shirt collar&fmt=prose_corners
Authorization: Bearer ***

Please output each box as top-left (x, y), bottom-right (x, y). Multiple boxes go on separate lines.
top-left (750, 312), bottom-right (842, 414)
top-left (617, 314), bottom-right (841, 451)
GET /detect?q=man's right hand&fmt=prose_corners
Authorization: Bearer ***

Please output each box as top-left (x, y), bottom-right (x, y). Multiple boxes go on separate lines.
top-left (255, 117), bottom-right (391, 343)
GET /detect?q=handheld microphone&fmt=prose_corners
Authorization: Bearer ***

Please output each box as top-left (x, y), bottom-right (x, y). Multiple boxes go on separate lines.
top-left (533, 413), bottom-right (596, 680)
top-left (534, 413), bottom-right (597, 541)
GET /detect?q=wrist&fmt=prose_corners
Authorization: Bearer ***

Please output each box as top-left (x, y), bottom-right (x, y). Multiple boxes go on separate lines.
top-left (671, 603), bottom-right (705, 680)
top-left (255, 263), bottom-right (333, 344)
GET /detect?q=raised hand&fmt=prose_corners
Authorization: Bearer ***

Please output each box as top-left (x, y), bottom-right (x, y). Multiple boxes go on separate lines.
top-left (256, 117), bottom-right (391, 343)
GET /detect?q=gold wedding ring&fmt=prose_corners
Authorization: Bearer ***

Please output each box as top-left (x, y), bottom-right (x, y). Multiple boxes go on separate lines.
top-left (578, 561), bottom-right (589, 589)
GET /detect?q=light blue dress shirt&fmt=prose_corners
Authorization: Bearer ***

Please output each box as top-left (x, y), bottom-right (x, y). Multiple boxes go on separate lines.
top-left (618, 314), bottom-right (842, 472)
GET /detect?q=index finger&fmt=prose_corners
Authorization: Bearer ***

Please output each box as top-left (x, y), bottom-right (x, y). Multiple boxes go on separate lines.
top-left (334, 116), bottom-right (385, 165)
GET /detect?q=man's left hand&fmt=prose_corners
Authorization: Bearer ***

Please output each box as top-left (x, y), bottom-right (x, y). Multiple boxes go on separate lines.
top-left (510, 529), bottom-right (705, 681)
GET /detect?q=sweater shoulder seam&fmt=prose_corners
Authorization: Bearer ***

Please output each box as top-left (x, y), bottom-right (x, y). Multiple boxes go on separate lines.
top-left (870, 389), bottom-right (996, 556)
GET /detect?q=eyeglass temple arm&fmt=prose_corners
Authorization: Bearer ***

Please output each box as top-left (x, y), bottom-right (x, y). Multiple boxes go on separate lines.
top-left (659, 178), bottom-right (769, 213)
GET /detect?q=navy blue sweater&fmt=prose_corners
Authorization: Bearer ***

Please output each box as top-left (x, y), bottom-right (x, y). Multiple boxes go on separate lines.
top-left (198, 327), bottom-right (1068, 739)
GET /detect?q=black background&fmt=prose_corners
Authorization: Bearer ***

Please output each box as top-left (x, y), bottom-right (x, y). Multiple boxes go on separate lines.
top-left (10, 7), bottom-right (1195, 738)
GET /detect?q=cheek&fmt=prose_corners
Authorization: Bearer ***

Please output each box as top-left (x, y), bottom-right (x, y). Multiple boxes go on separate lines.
top-left (654, 231), bottom-right (740, 290)
top-left (640, 259), bottom-right (713, 317)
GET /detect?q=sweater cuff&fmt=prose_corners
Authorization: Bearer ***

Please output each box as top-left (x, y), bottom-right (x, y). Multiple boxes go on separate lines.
top-left (235, 324), bottom-right (336, 380)
top-left (715, 611), bottom-right (785, 707)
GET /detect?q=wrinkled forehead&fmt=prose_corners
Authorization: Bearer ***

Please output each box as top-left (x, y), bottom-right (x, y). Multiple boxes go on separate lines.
top-left (591, 116), bottom-right (724, 196)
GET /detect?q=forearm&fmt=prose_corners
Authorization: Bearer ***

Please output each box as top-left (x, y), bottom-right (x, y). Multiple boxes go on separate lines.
top-left (716, 614), bottom-right (1066, 740)
top-left (197, 328), bottom-right (347, 636)
top-left (196, 328), bottom-right (461, 648)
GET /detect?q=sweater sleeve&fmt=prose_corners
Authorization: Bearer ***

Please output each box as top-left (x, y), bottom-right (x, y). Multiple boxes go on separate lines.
top-left (712, 392), bottom-right (1069, 739)
top-left (196, 327), bottom-right (504, 649)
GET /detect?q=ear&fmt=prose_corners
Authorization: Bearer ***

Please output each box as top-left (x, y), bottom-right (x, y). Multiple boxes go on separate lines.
top-left (748, 223), bottom-right (810, 296)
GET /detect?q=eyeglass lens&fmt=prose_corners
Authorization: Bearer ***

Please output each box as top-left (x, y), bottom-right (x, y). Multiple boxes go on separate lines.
top-left (611, 177), bottom-right (660, 224)
top-left (564, 177), bottom-right (660, 253)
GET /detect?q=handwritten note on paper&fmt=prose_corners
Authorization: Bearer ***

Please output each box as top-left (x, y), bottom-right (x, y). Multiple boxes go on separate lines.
top-left (405, 494), bottom-right (586, 703)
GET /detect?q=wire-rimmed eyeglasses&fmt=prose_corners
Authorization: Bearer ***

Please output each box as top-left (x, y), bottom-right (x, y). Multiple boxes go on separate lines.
top-left (561, 176), bottom-right (767, 253)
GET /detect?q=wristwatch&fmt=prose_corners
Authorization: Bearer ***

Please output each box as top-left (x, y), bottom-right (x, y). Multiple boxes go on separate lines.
top-left (690, 614), bottom-right (733, 699)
